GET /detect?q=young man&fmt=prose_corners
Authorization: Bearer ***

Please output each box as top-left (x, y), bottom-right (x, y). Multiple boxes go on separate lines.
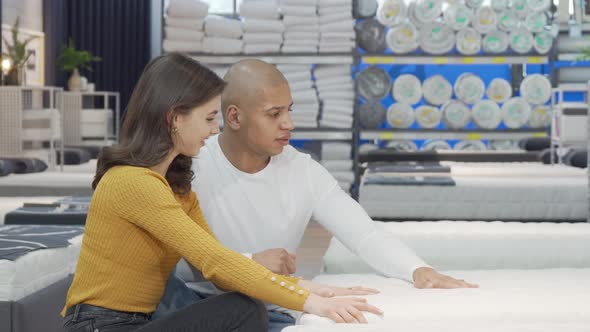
top-left (157, 59), bottom-right (476, 331)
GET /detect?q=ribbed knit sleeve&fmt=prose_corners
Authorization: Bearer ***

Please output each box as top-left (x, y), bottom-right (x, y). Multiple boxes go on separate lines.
top-left (110, 167), bottom-right (310, 311)
top-left (179, 191), bottom-right (217, 240)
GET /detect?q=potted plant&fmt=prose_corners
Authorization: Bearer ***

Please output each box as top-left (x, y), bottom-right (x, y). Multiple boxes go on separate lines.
top-left (57, 38), bottom-right (101, 90)
top-left (1, 17), bottom-right (37, 85)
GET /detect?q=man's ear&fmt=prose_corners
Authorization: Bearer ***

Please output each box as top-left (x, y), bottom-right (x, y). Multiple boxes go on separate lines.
top-left (225, 105), bottom-right (241, 130)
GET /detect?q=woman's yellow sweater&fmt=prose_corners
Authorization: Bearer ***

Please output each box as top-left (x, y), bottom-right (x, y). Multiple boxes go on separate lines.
top-left (62, 166), bottom-right (309, 315)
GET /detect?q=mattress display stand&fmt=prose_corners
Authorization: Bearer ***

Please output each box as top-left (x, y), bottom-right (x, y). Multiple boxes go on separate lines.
top-left (58, 91), bottom-right (120, 146)
top-left (550, 84), bottom-right (589, 164)
top-left (0, 86), bottom-right (64, 170)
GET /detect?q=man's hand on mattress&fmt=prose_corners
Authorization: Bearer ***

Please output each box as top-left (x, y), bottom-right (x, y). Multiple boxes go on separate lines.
top-left (252, 248), bottom-right (297, 275)
top-left (303, 293), bottom-right (384, 324)
top-left (298, 280), bottom-right (380, 297)
top-left (413, 267), bottom-right (479, 289)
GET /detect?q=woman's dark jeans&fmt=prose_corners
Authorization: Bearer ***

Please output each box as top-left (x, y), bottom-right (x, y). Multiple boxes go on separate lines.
top-left (63, 292), bottom-right (268, 332)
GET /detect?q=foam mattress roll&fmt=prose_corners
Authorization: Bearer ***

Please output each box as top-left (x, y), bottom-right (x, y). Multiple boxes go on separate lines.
top-left (354, 0), bottom-right (378, 18)
top-left (357, 66), bottom-right (391, 101)
top-left (524, 11), bottom-right (547, 33)
top-left (528, 105), bottom-right (551, 128)
top-left (421, 139), bottom-right (452, 150)
top-left (359, 102), bottom-right (386, 129)
top-left (512, 0), bottom-right (528, 17)
top-left (355, 19), bottom-right (387, 53)
top-left (489, 139), bottom-right (518, 150)
top-left (534, 31), bottom-right (554, 55)
top-left (443, 3), bottom-right (472, 31)
top-left (520, 74), bottom-right (551, 105)
top-left (415, 105), bottom-right (441, 128)
top-left (454, 73), bottom-right (485, 104)
top-left (497, 10), bottom-right (519, 32)
top-left (377, 0), bottom-right (407, 27)
top-left (456, 28), bottom-right (482, 55)
top-left (472, 100), bottom-right (502, 129)
top-left (486, 78), bottom-right (512, 103)
top-left (385, 140), bottom-right (418, 151)
top-left (491, 0), bottom-right (509, 12)
top-left (412, 0), bottom-right (443, 23)
top-left (442, 100), bottom-right (471, 129)
top-left (392, 74), bottom-right (422, 105)
top-left (502, 97), bottom-right (531, 129)
top-left (386, 102), bottom-right (415, 128)
top-left (407, 2), bottom-right (425, 28)
top-left (422, 75), bottom-right (453, 106)
top-left (419, 22), bottom-right (455, 55)
top-left (510, 27), bottom-right (534, 54)
top-left (386, 22), bottom-right (419, 54)
top-left (465, 0), bottom-right (484, 9)
top-left (526, 0), bottom-right (551, 12)
top-left (472, 6), bottom-right (497, 34)
top-left (482, 30), bottom-right (509, 53)
top-left (454, 140), bottom-right (487, 150)
top-left (359, 143), bottom-right (379, 154)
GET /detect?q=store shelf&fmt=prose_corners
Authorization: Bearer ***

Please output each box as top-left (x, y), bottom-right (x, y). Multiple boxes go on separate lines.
top-left (361, 55), bottom-right (549, 65)
top-left (558, 53), bottom-right (588, 61)
top-left (291, 129), bottom-right (352, 140)
top-left (189, 54), bottom-right (354, 65)
top-left (559, 23), bottom-right (590, 32)
top-left (361, 129), bottom-right (547, 140)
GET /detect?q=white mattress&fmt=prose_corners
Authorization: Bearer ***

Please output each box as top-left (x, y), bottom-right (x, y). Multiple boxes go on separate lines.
top-left (437, 162), bottom-right (587, 177)
top-left (322, 221), bottom-right (590, 274)
top-left (359, 170), bottom-right (587, 220)
top-left (0, 197), bottom-right (62, 225)
top-left (0, 172), bottom-right (94, 196)
top-left (291, 271), bottom-right (590, 331)
top-left (0, 230), bottom-right (82, 301)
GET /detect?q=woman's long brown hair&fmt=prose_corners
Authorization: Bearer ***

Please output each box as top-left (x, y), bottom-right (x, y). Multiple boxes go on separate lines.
top-left (92, 53), bottom-right (225, 195)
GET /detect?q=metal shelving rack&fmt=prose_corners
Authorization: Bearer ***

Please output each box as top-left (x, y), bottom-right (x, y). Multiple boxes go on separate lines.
top-left (361, 129), bottom-right (548, 141)
top-left (550, 83), bottom-right (588, 164)
top-left (0, 86), bottom-right (64, 170)
top-left (59, 91), bottom-right (121, 146)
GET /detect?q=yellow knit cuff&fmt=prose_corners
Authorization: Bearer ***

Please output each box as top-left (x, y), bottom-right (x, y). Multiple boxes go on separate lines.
top-left (255, 272), bottom-right (310, 312)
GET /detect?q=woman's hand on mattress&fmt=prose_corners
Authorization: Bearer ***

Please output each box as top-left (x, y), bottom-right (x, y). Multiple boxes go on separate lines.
top-left (303, 293), bottom-right (383, 324)
top-left (252, 248), bottom-right (297, 274)
top-left (298, 280), bottom-right (380, 297)
top-left (413, 267), bottom-right (479, 289)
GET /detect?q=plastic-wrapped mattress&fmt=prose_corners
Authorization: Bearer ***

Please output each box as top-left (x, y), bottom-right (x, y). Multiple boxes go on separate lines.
top-left (359, 162), bottom-right (587, 221)
top-left (322, 221), bottom-right (590, 273)
top-left (287, 270), bottom-right (590, 332)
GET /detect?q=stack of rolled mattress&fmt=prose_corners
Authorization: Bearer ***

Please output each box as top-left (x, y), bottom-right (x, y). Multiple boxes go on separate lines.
top-left (371, 0), bottom-right (554, 55)
top-left (203, 15), bottom-right (243, 54)
top-left (315, 65), bottom-right (354, 128)
top-left (278, 65), bottom-right (319, 128)
top-left (318, 0), bottom-right (355, 53)
top-left (163, 0), bottom-right (208, 53)
top-left (321, 142), bottom-right (355, 192)
top-left (240, 1), bottom-right (282, 54)
top-left (281, 0), bottom-right (319, 53)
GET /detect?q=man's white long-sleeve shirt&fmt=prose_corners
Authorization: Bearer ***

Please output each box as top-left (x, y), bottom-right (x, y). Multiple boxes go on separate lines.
top-left (192, 134), bottom-right (427, 282)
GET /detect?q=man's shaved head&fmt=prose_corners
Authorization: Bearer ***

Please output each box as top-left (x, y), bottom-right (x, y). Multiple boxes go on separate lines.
top-left (221, 59), bottom-right (289, 116)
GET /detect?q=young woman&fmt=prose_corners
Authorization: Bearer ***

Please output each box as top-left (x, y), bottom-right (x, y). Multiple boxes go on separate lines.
top-left (62, 53), bottom-right (381, 332)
